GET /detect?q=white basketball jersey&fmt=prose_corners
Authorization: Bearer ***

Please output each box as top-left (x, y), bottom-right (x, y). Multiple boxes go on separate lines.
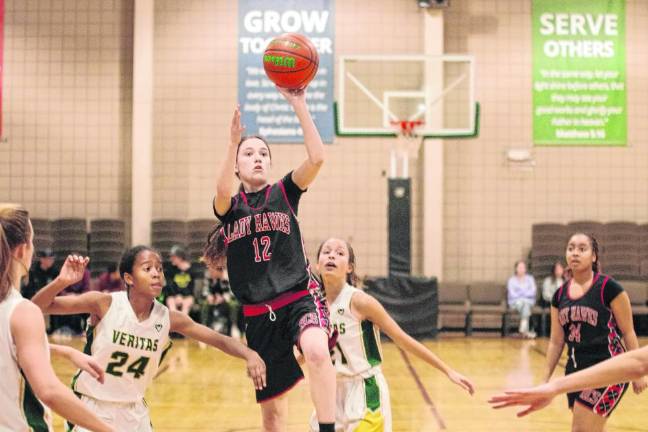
top-left (329, 284), bottom-right (383, 378)
top-left (0, 288), bottom-right (52, 432)
top-left (73, 291), bottom-right (171, 403)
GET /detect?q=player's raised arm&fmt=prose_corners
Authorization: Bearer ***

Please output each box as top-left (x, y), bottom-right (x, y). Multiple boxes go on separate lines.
top-left (31, 254), bottom-right (110, 318)
top-left (214, 106), bottom-right (245, 217)
top-left (276, 86), bottom-right (325, 191)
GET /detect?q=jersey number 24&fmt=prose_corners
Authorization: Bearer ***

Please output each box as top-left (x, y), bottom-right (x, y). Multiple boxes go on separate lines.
top-left (106, 351), bottom-right (150, 379)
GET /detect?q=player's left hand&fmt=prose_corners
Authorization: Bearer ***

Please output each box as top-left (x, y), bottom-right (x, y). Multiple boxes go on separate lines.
top-left (447, 369), bottom-right (475, 395)
top-left (246, 351), bottom-right (267, 390)
top-left (488, 382), bottom-right (556, 417)
top-left (276, 85), bottom-right (306, 104)
top-left (632, 376), bottom-right (647, 394)
top-left (67, 349), bottom-right (105, 384)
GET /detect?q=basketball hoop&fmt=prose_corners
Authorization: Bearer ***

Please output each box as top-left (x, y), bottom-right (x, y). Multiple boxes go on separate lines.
top-left (391, 120), bottom-right (424, 137)
top-left (389, 120), bottom-right (424, 178)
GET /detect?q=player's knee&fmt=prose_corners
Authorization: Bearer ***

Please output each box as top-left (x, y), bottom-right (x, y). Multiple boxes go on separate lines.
top-left (302, 342), bottom-right (330, 366)
top-left (261, 408), bottom-right (283, 432)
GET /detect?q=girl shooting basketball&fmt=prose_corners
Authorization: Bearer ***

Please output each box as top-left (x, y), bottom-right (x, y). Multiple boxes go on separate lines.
top-left (310, 238), bottom-right (475, 432)
top-left (31, 245), bottom-right (266, 432)
top-left (209, 86), bottom-right (336, 432)
top-left (0, 204), bottom-right (112, 432)
top-left (504, 233), bottom-right (646, 430)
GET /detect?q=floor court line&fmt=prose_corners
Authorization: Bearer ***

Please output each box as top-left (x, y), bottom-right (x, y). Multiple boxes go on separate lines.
top-left (397, 346), bottom-right (447, 430)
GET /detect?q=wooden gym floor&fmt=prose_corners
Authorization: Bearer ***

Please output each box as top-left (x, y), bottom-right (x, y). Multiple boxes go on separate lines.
top-left (51, 336), bottom-right (647, 431)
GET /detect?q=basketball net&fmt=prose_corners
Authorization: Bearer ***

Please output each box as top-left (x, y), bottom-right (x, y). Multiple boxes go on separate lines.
top-left (389, 120), bottom-right (424, 179)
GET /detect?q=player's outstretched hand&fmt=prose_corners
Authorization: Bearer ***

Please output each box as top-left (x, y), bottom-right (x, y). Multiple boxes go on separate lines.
top-left (246, 351), bottom-right (267, 391)
top-left (632, 376), bottom-right (647, 394)
top-left (447, 369), bottom-right (475, 395)
top-left (57, 254), bottom-right (90, 286)
top-left (68, 350), bottom-right (105, 384)
top-left (230, 105), bottom-right (245, 146)
top-left (488, 383), bottom-right (556, 417)
top-left (276, 85), bottom-right (306, 104)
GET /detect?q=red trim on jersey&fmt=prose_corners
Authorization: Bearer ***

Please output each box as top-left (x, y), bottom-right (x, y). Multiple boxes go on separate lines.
top-left (278, 178), bottom-right (311, 271)
top-left (277, 180), bottom-right (297, 217)
top-left (556, 281), bottom-right (566, 303)
top-left (242, 290), bottom-right (309, 317)
top-left (600, 275), bottom-right (610, 309)
top-left (567, 273), bottom-right (600, 301)
top-left (239, 185), bottom-right (272, 211)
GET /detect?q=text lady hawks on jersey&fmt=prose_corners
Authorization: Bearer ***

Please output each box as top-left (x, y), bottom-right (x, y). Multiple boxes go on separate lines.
top-left (218, 172), bottom-right (310, 305)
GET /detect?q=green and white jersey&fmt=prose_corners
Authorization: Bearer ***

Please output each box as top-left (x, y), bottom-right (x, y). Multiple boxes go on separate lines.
top-left (330, 284), bottom-right (383, 378)
top-left (0, 288), bottom-right (52, 432)
top-left (73, 291), bottom-right (171, 403)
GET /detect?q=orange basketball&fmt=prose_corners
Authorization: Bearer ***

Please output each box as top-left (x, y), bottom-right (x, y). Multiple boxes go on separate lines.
top-left (263, 33), bottom-right (319, 90)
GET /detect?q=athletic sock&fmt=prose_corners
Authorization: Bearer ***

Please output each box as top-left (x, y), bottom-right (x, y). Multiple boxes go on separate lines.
top-left (319, 423), bottom-right (334, 432)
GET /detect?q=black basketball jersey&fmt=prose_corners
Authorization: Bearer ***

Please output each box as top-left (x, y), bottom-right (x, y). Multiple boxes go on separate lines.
top-left (552, 273), bottom-right (626, 372)
top-left (215, 172), bottom-right (310, 304)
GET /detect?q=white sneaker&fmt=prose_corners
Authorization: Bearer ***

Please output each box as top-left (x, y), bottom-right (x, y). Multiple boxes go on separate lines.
top-left (231, 325), bottom-right (241, 339)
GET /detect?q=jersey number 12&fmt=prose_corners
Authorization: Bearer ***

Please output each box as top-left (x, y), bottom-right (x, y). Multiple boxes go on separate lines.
top-left (253, 236), bottom-right (272, 262)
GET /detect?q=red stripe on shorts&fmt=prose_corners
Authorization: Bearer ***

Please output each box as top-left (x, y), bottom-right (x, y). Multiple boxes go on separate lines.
top-left (242, 290), bottom-right (309, 317)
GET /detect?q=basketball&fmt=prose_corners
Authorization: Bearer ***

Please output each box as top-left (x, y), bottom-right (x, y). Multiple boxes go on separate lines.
top-left (263, 33), bottom-right (319, 90)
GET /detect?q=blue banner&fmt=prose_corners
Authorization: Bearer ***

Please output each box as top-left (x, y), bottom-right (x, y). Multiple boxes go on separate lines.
top-left (238, 0), bottom-right (335, 143)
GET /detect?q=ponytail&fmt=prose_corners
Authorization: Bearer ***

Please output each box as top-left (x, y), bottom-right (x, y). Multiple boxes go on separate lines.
top-left (0, 223), bottom-right (13, 302)
top-left (345, 241), bottom-right (359, 287)
top-left (589, 235), bottom-right (600, 273)
top-left (0, 204), bottom-right (31, 302)
top-left (203, 223), bottom-right (228, 265)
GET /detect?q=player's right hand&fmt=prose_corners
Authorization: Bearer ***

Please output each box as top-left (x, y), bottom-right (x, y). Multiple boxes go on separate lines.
top-left (56, 254), bottom-right (90, 287)
top-left (488, 382), bottom-right (556, 417)
top-left (447, 370), bottom-right (475, 395)
top-left (230, 105), bottom-right (245, 146)
top-left (245, 351), bottom-right (267, 390)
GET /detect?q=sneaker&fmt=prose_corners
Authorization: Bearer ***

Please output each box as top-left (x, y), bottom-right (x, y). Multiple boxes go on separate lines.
top-left (231, 325), bottom-right (241, 339)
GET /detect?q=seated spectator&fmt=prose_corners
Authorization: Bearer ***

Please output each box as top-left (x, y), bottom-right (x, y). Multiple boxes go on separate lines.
top-left (541, 261), bottom-right (564, 308)
top-left (23, 248), bottom-right (58, 299)
top-left (507, 260), bottom-right (537, 339)
top-left (164, 245), bottom-right (197, 316)
top-left (200, 257), bottom-right (243, 337)
top-left (201, 258), bottom-right (230, 332)
top-left (96, 263), bottom-right (124, 293)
